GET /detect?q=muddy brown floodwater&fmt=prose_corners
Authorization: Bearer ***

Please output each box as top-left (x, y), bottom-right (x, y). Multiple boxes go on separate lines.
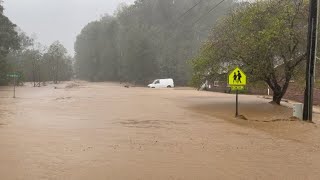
top-left (0, 82), bottom-right (320, 180)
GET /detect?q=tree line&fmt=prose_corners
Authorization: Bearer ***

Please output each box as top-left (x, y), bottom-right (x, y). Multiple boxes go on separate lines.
top-left (0, 2), bottom-right (73, 86)
top-left (75, 0), bottom-right (236, 85)
top-left (1, 0), bottom-right (315, 105)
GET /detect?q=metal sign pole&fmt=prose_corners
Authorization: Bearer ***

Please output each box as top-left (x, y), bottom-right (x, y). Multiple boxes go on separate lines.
top-left (13, 73), bottom-right (16, 98)
top-left (236, 89), bottom-right (239, 117)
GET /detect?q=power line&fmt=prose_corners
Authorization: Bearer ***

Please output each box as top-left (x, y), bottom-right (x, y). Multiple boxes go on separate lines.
top-left (163, 0), bottom-right (227, 42)
top-left (154, 0), bottom-right (209, 39)
top-left (175, 0), bottom-right (204, 21)
top-left (164, 0), bottom-right (206, 29)
top-left (192, 0), bottom-right (227, 26)
top-left (165, 0), bottom-right (220, 35)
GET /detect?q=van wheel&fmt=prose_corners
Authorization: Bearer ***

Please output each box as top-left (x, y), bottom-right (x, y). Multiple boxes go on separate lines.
top-left (167, 85), bottom-right (172, 88)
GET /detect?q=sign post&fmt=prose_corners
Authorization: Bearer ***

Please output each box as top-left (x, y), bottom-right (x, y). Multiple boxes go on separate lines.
top-left (7, 73), bottom-right (20, 98)
top-left (236, 90), bottom-right (239, 117)
top-left (13, 73), bottom-right (16, 98)
top-left (228, 67), bottom-right (247, 117)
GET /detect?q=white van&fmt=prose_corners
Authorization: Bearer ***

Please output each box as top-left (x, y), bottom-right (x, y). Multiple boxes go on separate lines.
top-left (148, 79), bottom-right (174, 88)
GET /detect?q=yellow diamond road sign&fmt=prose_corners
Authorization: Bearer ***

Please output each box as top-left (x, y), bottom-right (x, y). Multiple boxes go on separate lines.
top-left (228, 67), bottom-right (247, 86)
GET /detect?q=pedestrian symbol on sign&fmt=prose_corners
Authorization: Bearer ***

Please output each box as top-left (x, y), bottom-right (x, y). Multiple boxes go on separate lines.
top-left (233, 72), bottom-right (237, 83)
top-left (229, 67), bottom-right (246, 86)
top-left (237, 70), bottom-right (242, 83)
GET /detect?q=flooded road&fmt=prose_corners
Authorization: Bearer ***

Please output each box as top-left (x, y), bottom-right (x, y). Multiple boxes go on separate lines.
top-left (0, 82), bottom-right (319, 180)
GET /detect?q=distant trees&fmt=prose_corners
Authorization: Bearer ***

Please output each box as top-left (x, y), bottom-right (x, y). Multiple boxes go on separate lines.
top-left (0, 3), bottom-right (20, 56)
top-left (191, 0), bottom-right (309, 104)
top-left (75, 0), bottom-right (236, 85)
top-left (46, 41), bottom-right (73, 84)
top-left (21, 49), bottom-right (42, 86)
top-left (0, 2), bottom-right (20, 85)
top-left (0, 2), bottom-right (73, 86)
top-left (5, 35), bottom-right (73, 85)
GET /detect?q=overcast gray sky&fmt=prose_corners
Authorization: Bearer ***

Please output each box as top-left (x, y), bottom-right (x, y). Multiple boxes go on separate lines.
top-left (3, 0), bottom-right (134, 55)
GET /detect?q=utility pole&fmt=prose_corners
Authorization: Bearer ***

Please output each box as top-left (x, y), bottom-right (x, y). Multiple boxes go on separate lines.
top-left (303, 0), bottom-right (319, 121)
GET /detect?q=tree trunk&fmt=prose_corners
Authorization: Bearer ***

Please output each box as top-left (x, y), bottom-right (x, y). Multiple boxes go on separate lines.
top-left (272, 91), bottom-right (283, 105)
top-left (265, 76), bottom-right (291, 105)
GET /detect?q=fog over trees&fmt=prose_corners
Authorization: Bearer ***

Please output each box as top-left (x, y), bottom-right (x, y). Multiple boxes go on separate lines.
top-left (0, 2), bottom-right (73, 86)
top-left (74, 0), bottom-right (236, 85)
top-left (1, 0), bottom-right (316, 105)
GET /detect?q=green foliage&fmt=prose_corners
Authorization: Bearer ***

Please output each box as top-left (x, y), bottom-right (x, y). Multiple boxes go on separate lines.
top-left (45, 41), bottom-right (72, 83)
top-left (0, 4), bottom-right (20, 57)
top-left (190, 42), bottom-right (227, 87)
top-left (0, 3), bottom-right (20, 85)
top-left (0, 2), bottom-right (71, 86)
top-left (75, 0), bottom-right (236, 85)
top-left (192, 0), bottom-right (309, 104)
top-left (6, 39), bottom-right (73, 85)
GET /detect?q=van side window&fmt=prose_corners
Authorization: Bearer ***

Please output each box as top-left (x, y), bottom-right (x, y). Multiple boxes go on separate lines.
top-left (155, 80), bottom-right (160, 84)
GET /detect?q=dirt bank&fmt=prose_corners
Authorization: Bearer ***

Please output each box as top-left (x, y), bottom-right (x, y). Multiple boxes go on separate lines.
top-left (188, 93), bottom-right (320, 145)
